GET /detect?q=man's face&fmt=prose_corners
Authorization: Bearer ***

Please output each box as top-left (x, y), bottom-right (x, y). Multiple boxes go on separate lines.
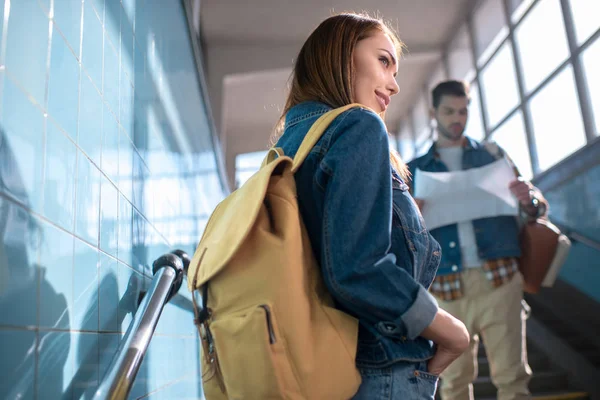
top-left (434, 95), bottom-right (469, 142)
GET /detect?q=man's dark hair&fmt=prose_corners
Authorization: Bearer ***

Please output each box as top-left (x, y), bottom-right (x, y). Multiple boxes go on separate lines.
top-left (431, 80), bottom-right (470, 108)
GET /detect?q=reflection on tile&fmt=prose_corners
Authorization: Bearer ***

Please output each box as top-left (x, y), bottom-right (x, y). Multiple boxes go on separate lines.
top-left (118, 195), bottom-right (133, 267)
top-left (75, 152), bottom-right (101, 245)
top-left (119, 130), bottom-right (134, 200)
top-left (73, 239), bottom-right (99, 331)
top-left (53, 0), bottom-right (83, 58)
top-left (131, 148), bottom-right (147, 213)
top-left (5, 0), bottom-right (49, 105)
top-left (120, 76), bottom-right (134, 138)
top-left (104, 0), bottom-right (121, 51)
top-left (98, 333), bottom-right (120, 381)
top-left (100, 176), bottom-right (118, 257)
top-left (39, 221), bottom-right (73, 329)
top-left (121, 7), bottom-right (134, 86)
top-left (82, 0), bottom-right (104, 89)
top-left (37, 330), bottom-right (72, 399)
top-left (1, 76), bottom-right (45, 213)
top-left (72, 332), bottom-right (100, 398)
top-left (79, 74), bottom-right (103, 165)
top-left (91, 0), bottom-right (105, 25)
top-left (103, 39), bottom-right (120, 117)
top-left (98, 252), bottom-right (119, 332)
top-left (0, 330), bottom-right (36, 400)
top-left (132, 208), bottom-right (148, 268)
top-left (44, 120), bottom-right (76, 230)
top-left (0, 202), bottom-right (39, 327)
top-left (102, 104), bottom-right (120, 181)
top-left (0, 0), bottom-right (4, 52)
top-left (47, 31), bottom-right (80, 140)
top-left (118, 263), bottom-right (140, 332)
top-left (122, 0), bottom-right (136, 33)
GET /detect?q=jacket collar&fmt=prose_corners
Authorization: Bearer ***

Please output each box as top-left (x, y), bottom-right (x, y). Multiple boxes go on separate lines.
top-left (284, 101), bottom-right (333, 130)
top-left (421, 135), bottom-right (479, 167)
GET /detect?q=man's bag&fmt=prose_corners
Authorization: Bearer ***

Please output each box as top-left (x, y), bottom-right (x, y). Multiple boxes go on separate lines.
top-left (187, 105), bottom-right (364, 400)
top-left (519, 219), bottom-right (571, 293)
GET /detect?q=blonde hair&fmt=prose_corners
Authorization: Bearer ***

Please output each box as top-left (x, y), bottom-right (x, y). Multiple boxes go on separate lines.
top-left (275, 12), bottom-right (409, 178)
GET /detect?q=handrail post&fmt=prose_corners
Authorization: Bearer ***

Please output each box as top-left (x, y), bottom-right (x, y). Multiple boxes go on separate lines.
top-left (92, 251), bottom-right (189, 400)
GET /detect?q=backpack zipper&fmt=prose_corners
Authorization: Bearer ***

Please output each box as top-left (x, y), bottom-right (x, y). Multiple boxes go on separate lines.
top-left (259, 305), bottom-right (277, 344)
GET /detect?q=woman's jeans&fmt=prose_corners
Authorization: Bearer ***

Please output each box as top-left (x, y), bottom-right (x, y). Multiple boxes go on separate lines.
top-left (352, 361), bottom-right (439, 399)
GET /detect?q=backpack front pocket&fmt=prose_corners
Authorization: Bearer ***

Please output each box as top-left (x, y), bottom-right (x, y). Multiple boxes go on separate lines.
top-left (205, 304), bottom-right (302, 399)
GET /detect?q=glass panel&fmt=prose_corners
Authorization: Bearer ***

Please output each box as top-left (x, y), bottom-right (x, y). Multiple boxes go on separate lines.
top-left (510, 0), bottom-right (535, 23)
top-left (413, 94), bottom-right (431, 143)
top-left (582, 37), bottom-right (600, 136)
top-left (465, 82), bottom-right (485, 142)
top-left (473, 0), bottom-right (509, 66)
top-left (448, 25), bottom-right (475, 82)
top-left (515, 0), bottom-right (570, 93)
top-left (398, 122), bottom-right (415, 162)
top-left (480, 42), bottom-right (520, 128)
top-left (489, 111), bottom-right (533, 180)
top-left (427, 62), bottom-right (447, 94)
top-left (530, 65), bottom-right (586, 171)
top-left (570, 0), bottom-right (600, 45)
top-left (235, 150), bottom-right (268, 187)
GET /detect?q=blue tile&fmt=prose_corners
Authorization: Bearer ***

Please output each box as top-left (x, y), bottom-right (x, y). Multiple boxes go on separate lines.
top-left (53, 0), bottom-right (83, 58)
top-left (38, 221), bottom-right (73, 329)
top-left (0, 202), bottom-right (39, 327)
top-left (82, 0), bottom-right (104, 90)
top-left (73, 239), bottom-right (99, 331)
top-left (100, 176), bottom-right (118, 257)
top-left (105, 0), bottom-right (121, 50)
top-left (119, 130), bottom-right (133, 200)
top-left (5, 0), bottom-right (49, 106)
top-left (1, 76), bottom-right (45, 213)
top-left (120, 76), bottom-right (133, 137)
top-left (102, 105), bottom-right (120, 182)
top-left (98, 252), bottom-right (119, 332)
top-left (43, 120), bottom-right (76, 231)
top-left (0, 330), bottom-right (36, 400)
top-left (78, 74), bottom-right (103, 165)
top-left (72, 332), bottom-right (100, 398)
top-left (120, 5), bottom-right (134, 84)
top-left (75, 152), bottom-right (101, 245)
top-left (37, 330), bottom-right (72, 398)
top-left (118, 195), bottom-right (133, 266)
top-left (103, 39), bottom-right (120, 116)
top-left (0, 1), bottom-right (4, 61)
top-left (118, 263), bottom-right (140, 332)
top-left (122, 0), bottom-right (136, 34)
top-left (91, 0), bottom-right (105, 25)
top-left (98, 333), bottom-right (120, 380)
top-left (133, 40), bottom-right (145, 87)
top-left (47, 31), bottom-right (80, 140)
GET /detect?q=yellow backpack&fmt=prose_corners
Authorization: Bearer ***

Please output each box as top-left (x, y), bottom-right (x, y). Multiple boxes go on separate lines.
top-left (187, 105), bottom-right (364, 400)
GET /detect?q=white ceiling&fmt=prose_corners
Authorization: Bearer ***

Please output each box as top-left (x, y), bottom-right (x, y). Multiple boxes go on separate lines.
top-left (199, 0), bottom-right (478, 186)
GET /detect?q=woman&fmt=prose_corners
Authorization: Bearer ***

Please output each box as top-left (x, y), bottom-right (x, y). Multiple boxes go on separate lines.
top-left (274, 13), bottom-right (470, 399)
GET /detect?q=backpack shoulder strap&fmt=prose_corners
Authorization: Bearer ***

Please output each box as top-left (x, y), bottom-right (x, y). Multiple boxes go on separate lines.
top-left (291, 103), bottom-right (368, 172)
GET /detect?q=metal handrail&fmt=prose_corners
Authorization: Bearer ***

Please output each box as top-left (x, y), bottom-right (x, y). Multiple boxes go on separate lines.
top-left (92, 250), bottom-right (190, 400)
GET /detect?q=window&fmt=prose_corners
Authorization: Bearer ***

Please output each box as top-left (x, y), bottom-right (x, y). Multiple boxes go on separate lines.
top-left (582, 37), bottom-right (600, 136)
top-left (570, 0), bottom-right (600, 45)
top-left (515, 0), bottom-right (570, 93)
top-left (465, 82), bottom-right (486, 142)
top-left (447, 25), bottom-right (476, 82)
top-left (489, 111), bottom-right (533, 180)
top-left (413, 94), bottom-right (431, 144)
top-left (473, 0), bottom-right (509, 66)
top-left (480, 42), bottom-right (520, 128)
top-left (510, 0), bottom-right (535, 23)
top-left (398, 122), bottom-right (416, 162)
top-left (529, 65), bottom-right (586, 171)
top-left (427, 62), bottom-right (447, 94)
top-left (235, 150), bottom-right (268, 188)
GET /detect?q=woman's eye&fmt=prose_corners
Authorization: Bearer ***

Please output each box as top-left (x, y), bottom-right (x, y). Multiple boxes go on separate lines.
top-left (380, 57), bottom-right (389, 67)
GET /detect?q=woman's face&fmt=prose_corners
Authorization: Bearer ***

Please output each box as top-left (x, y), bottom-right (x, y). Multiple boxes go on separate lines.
top-left (352, 31), bottom-right (400, 113)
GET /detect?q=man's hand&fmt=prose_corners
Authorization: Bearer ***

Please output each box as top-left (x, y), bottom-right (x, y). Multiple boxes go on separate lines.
top-left (414, 198), bottom-right (425, 212)
top-left (509, 178), bottom-right (533, 207)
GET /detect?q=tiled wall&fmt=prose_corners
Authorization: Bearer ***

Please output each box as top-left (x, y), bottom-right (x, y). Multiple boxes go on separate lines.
top-left (543, 163), bottom-right (600, 303)
top-left (0, 0), bottom-right (225, 398)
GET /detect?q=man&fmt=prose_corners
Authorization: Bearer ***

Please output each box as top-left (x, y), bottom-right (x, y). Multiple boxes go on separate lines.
top-left (407, 80), bottom-right (548, 400)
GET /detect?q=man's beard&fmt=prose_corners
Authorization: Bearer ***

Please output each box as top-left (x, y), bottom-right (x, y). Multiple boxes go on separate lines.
top-left (437, 121), bottom-right (465, 141)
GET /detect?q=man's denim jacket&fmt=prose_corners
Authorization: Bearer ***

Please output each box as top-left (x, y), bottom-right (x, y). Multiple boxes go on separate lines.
top-left (276, 102), bottom-right (440, 367)
top-left (407, 138), bottom-right (521, 277)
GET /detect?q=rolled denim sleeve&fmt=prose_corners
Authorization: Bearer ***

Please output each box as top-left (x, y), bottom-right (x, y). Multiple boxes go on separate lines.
top-left (319, 109), bottom-right (438, 339)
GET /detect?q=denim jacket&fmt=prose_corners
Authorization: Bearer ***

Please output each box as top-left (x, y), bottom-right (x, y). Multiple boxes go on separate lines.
top-left (407, 138), bottom-right (521, 277)
top-left (276, 102), bottom-right (440, 367)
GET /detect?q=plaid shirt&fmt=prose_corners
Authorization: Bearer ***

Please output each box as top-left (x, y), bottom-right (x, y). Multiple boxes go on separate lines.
top-left (429, 258), bottom-right (519, 300)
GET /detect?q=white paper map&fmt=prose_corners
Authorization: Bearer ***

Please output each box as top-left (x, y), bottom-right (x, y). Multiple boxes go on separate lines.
top-left (414, 159), bottom-right (519, 230)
